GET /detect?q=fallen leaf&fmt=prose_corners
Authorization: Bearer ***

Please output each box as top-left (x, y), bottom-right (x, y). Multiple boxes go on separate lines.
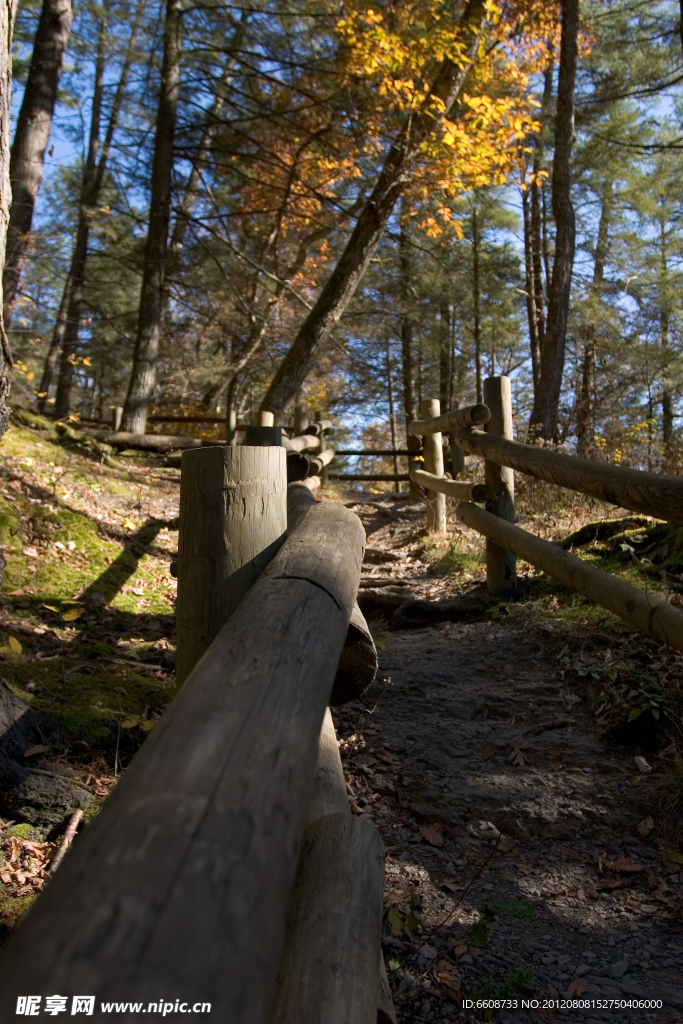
top-left (6, 589), bottom-right (23, 596)
top-left (634, 755), bottom-right (652, 773)
top-left (605, 858), bottom-right (645, 873)
top-left (454, 944), bottom-right (468, 957)
top-left (420, 822), bottom-right (444, 847)
top-left (434, 960), bottom-right (461, 1000)
top-left (23, 745), bottom-right (49, 758)
top-left (508, 743), bottom-right (531, 766)
top-left (567, 978), bottom-right (587, 996)
top-left (497, 837), bottom-right (515, 854)
top-left (590, 879), bottom-right (626, 891)
top-left (8, 637), bottom-right (21, 655)
top-left (386, 907), bottom-right (404, 936)
top-left (664, 850), bottom-right (683, 864)
top-left (23, 546), bottom-right (38, 557)
top-left (62, 607), bottom-right (84, 622)
top-left (638, 816), bottom-right (655, 837)
top-left (418, 943), bottom-right (438, 959)
top-left (42, 603), bottom-right (59, 612)
top-left (551, 761), bottom-right (563, 771)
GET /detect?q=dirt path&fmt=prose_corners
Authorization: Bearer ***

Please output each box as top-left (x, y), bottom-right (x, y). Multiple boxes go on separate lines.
top-left (333, 494), bottom-right (683, 1024)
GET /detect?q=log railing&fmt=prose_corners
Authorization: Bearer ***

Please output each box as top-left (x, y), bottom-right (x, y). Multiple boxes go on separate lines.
top-left (0, 439), bottom-right (393, 1023)
top-left (409, 375), bottom-right (683, 654)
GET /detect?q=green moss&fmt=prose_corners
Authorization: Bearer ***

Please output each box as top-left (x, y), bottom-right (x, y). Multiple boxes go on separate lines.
top-left (561, 516), bottom-right (651, 549)
top-left (4, 656), bottom-right (176, 748)
top-left (0, 500), bottom-right (22, 553)
top-left (7, 823), bottom-right (43, 841)
top-left (0, 894), bottom-right (36, 922)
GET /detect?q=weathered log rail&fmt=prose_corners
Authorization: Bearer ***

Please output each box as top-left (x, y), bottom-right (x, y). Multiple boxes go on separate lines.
top-left (0, 428), bottom-right (393, 1023)
top-left (410, 375), bottom-right (683, 654)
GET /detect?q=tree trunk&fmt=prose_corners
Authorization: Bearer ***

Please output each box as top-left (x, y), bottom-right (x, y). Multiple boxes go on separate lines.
top-left (47, 0), bottom-right (143, 417)
top-left (522, 188), bottom-right (541, 391)
top-left (399, 212), bottom-right (421, 497)
top-left (53, 2), bottom-right (108, 419)
top-left (0, 0), bottom-right (15, 590)
top-left (386, 335), bottom-right (399, 490)
top-left (259, 0), bottom-right (487, 418)
top-left (3, 0), bottom-right (72, 327)
top-left (528, 0), bottom-right (579, 441)
top-left (576, 181), bottom-right (610, 456)
top-left (660, 216), bottom-right (673, 465)
top-left (122, 0), bottom-right (182, 433)
top-left (37, 271), bottom-right (68, 411)
top-left (438, 299), bottom-right (452, 411)
top-left (472, 205), bottom-right (482, 402)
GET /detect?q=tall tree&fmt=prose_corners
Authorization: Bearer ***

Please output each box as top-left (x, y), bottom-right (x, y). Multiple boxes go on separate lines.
top-left (529, 0), bottom-right (579, 440)
top-left (576, 180), bottom-right (611, 455)
top-left (259, 0), bottom-right (488, 418)
top-left (121, 0), bottom-right (182, 433)
top-left (3, 0), bottom-right (72, 327)
top-left (41, 0), bottom-right (145, 416)
top-left (0, 0), bottom-right (15, 589)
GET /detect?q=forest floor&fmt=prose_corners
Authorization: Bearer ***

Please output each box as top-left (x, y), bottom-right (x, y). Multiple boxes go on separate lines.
top-left (339, 492), bottom-right (683, 1024)
top-left (1, 418), bottom-right (683, 1023)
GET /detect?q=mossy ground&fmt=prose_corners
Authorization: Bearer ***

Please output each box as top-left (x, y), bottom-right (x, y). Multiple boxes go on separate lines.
top-left (0, 419), bottom-right (180, 934)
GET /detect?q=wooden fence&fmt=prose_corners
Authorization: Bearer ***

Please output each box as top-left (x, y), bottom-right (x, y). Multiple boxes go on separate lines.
top-left (408, 375), bottom-right (683, 655)
top-left (0, 441), bottom-right (395, 1023)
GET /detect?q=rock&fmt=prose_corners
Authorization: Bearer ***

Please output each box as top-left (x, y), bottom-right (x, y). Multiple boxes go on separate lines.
top-left (608, 960), bottom-right (629, 978)
top-left (0, 682), bottom-right (94, 825)
top-left (575, 964), bottom-right (591, 976)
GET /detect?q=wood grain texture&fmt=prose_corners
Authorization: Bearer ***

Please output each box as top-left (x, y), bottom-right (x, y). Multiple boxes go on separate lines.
top-left (453, 426), bottom-right (683, 526)
top-left (0, 503), bottom-right (365, 1023)
top-left (378, 958), bottom-right (397, 1024)
top-left (309, 448), bottom-right (335, 474)
top-left (282, 433), bottom-right (322, 453)
top-left (269, 813), bottom-right (385, 1024)
top-left (287, 483), bottom-right (377, 704)
top-left (303, 708), bottom-right (350, 831)
top-left (410, 469), bottom-right (488, 502)
top-left (176, 445), bottom-right (287, 683)
top-left (483, 377), bottom-right (517, 596)
top-left (408, 402), bottom-right (490, 435)
top-left (300, 712), bottom-right (396, 1024)
top-left (457, 501), bottom-right (683, 653)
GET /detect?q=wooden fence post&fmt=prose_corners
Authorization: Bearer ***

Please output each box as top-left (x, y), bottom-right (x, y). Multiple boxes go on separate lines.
top-left (176, 445), bottom-right (287, 683)
top-left (420, 398), bottom-right (446, 535)
top-left (226, 406), bottom-right (237, 444)
top-left (245, 410), bottom-right (282, 446)
top-left (294, 405), bottom-right (309, 435)
top-left (449, 429), bottom-right (465, 477)
top-left (315, 408), bottom-right (330, 486)
top-left (483, 376), bottom-right (517, 597)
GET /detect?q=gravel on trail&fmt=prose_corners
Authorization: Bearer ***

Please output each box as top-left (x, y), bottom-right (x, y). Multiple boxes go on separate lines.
top-left (334, 494), bottom-right (683, 1024)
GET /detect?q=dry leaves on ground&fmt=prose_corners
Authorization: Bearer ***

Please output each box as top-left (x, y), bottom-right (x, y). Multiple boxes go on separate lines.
top-left (419, 822), bottom-right (444, 847)
top-left (509, 743), bottom-right (531, 766)
top-left (0, 835), bottom-right (53, 892)
top-left (433, 960), bottom-right (462, 1001)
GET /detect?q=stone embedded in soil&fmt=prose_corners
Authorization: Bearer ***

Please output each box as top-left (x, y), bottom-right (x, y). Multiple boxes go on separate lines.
top-left (608, 959), bottom-right (629, 978)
